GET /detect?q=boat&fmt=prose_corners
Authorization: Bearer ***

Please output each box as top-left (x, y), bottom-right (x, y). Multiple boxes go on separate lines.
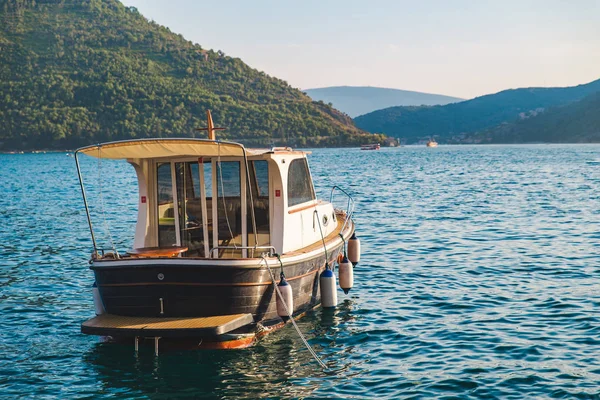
top-left (75, 113), bottom-right (359, 353)
top-left (360, 143), bottom-right (380, 150)
top-left (426, 138), bottom-right (438, 147)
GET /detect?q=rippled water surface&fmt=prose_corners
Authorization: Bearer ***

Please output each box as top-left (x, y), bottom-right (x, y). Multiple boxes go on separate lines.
top-left (1, 145), bottom-right (599, 399)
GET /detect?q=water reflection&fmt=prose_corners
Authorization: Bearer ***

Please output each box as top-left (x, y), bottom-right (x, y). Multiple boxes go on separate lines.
top-left (82, 306), bottom-right (363, 399)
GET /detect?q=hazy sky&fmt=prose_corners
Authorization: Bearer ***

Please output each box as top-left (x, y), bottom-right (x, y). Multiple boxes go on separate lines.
top-left (121, 0), bottom-right (600, 99)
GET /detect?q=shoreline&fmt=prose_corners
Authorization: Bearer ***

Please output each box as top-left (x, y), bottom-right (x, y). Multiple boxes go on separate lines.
top-left (0, 150), bottom-right (74, 154)
top-left (2, 142), bottom-right (600, 154)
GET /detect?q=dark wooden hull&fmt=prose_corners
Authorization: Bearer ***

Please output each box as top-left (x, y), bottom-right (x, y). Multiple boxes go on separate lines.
top-left (92, 247), bottom-right (341, 329)
top-left (84, 216), bottom-right (355, 347)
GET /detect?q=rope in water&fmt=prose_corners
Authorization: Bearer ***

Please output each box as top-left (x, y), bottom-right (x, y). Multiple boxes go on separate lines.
top-left (259, 255), bottom-right (328, 370)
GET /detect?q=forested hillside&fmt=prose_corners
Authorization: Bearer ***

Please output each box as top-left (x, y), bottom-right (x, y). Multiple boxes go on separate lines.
top-left (0, 0), bottom-right (381, 150)
top-left (354, 79), bottom-right (600, 143)
top-left (475, 91), bottom-right (600, 144)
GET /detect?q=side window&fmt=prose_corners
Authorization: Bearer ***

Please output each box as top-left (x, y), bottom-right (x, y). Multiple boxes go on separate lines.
top-left (287, 158), bottom-right (315, 207)
top-left (253, 160), bottom-right (269, 197)
top-left (157, 162), bottom-right (176, 247)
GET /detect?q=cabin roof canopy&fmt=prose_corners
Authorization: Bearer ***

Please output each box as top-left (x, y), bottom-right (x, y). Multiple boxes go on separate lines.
top-left (76, 138), bottom-right (273, 160)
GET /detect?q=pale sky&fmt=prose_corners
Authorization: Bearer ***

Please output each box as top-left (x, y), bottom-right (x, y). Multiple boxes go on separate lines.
top-left (121, 0), bottom-right (600, 99)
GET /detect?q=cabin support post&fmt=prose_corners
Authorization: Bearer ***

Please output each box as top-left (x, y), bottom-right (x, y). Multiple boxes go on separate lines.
top-left (240, 160), bottom-right (248, 258)
top-left (170, 162), bottom-right (182, 248)
top-left (198, 159), bottom-right (210, 258)
top-left (211, 159), bottom-right (219, 253)
top-left (74, 150), bottom-right (99, 256)
top-left (243, 149), bottom-right (258, 253)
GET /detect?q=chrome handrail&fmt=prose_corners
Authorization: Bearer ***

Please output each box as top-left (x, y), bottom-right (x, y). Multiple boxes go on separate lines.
top-left (74, 149), bottom-right (98, 257)
top-left (329, 185), bottom-right (355, 234)
top-left (329, 185), bottom-right (355, 215)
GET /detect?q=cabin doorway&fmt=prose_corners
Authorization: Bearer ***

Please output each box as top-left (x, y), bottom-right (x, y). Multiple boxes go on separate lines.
top-left (156, 161), bottom-right (212, 256)
top-left (176, 160), bottom-right (212, 257)
top-left (155, 159), bottom-right (269, 258)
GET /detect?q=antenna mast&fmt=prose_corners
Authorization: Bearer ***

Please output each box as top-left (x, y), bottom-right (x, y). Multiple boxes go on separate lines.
top-left (195, 110), bottom-right (225, 140)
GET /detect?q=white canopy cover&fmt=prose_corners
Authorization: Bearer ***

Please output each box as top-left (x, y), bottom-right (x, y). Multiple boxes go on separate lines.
top-left (77, 138), bottom-right (270, 159)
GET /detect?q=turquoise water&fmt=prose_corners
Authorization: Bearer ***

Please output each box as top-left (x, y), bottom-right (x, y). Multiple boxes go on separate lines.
top-left (1, 145), bottom-right (599, 399)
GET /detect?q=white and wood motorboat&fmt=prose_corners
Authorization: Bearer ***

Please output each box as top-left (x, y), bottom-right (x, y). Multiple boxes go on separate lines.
top-left (75, 113), bottom-right (359, 352)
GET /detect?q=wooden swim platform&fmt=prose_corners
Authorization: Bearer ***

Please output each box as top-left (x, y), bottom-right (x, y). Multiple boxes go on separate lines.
top-left (127, 246), bottom-right (188, 258)
top-left (81, 313), bottom-right (253, 338)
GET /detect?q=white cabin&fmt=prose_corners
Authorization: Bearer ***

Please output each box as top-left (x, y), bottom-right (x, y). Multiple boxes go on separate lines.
top-left (79, 139), bottom-right (337, 258)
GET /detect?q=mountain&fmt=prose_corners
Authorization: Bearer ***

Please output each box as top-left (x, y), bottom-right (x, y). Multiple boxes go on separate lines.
top-left (304, 86), bottom-right (463, 118)
top-left (354, 79), bottom-right (600, 143)
top-left (0, 0), bottom-right (381, 151)
top-left (471, 91), bottom-right (600, 144)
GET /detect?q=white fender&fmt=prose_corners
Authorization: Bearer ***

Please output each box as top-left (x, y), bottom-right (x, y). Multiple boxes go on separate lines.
top-left (276, 277), bottom-right (293, 321)
top-left (348, 233), bottom-right (361, 265)
top-left (320, 266), bottom-right (338, 308)
top-left (338, 256), bottom-right (354, 294)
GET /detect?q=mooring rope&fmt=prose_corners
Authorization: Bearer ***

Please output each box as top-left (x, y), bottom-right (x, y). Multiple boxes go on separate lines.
top-left (259, 256), bottom-right (328, 370)
top-left (217, 142), bottom-right (236, 247)
top-left (313, 209), bottom-right (331, 270)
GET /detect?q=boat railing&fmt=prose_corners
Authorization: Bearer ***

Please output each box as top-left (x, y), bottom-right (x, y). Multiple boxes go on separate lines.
top-left (329, 185), bottom-right (356, 233)
top-left (209, 245), bottom-right (277, 258)
top-left (91, 248), bottom-right (121, 260)
top-left (330, 185), bottom-right (355, 215)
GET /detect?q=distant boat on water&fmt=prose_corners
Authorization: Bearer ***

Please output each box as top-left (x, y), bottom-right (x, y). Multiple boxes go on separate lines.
top-left (361, 143), bottom-right (380, 150)
top-left (426, 139), bottom-right (438, 148)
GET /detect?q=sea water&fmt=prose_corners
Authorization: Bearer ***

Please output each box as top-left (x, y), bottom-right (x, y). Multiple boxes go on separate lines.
top-left (0, 144), bottom-right (599, 398)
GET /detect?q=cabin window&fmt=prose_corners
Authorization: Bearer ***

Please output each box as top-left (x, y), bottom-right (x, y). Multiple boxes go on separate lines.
top-left (216, 161), bottom-right (243, 256)
top-left (175, 162), bottom-right (207, 257)
top-left (287, 158), bottom-right (315, 207)
top-left (157, 162), bottom-right (176, 246)
top-left (204, 161), bottom-right (213, 201)
top-left (247, 160), bottom-right (270, 248)
top-left (254, 160), bottom-right (269, 197)
top-left (154, 159), bottom-right (270, 258)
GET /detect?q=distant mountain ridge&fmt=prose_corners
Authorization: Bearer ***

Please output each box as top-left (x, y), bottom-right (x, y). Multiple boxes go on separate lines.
top-left (0, 0), bottom-right (381, 151)
top-left (304, 86), bottom-right (463, 118)
top-left (354, 79), bottom-right (600, 143)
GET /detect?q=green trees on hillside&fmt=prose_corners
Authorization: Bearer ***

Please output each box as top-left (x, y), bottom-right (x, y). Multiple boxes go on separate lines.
top-left (0, 0), bottom-right (381, 150)
top-left (481, 91), bottom-right (600, 143)
top-left (354, 80), bottom-right (600, 144)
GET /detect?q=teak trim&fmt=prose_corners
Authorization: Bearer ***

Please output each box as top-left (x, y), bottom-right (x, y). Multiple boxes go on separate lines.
top-left (98, 265), bottom-right (323, 288)
top-left (287, 201), bottom-right (319, 214)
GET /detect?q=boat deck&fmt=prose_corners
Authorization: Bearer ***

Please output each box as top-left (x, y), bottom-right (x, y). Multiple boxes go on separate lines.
top-left (81, 313), bottom-right (254, 338)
